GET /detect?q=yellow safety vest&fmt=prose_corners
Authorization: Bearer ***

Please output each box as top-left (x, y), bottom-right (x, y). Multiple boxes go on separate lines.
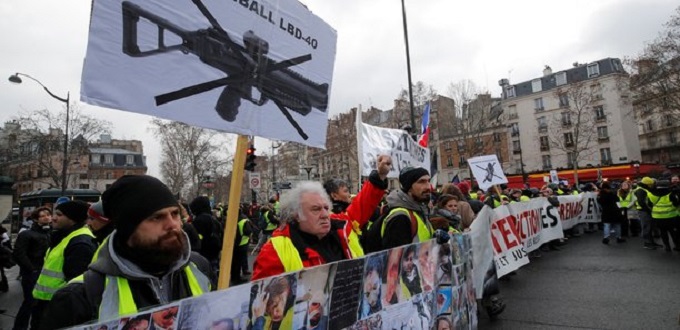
top-left (380, 208), bottom-right (433, 243)
top-left (470, 193), bottom-right (478, 200)
top-left (647, 192), bottom-right (678, 219)
top-left (619, 191), bottom-right (633, 208)
top-left (520, 195), bottom-right (531, 202)
top-left (634, 187), bottom-right (649, 210)
top-left (238, 218), bottom-right (250, 247)
top-left (264, 211), bottom-right (277, 232)
top-left (33, 227), bottom-right (95, 301)
top-left (270, 231), bottom-right (363, 273)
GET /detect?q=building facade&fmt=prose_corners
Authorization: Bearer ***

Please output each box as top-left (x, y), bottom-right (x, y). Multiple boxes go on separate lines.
top-left (500, 58), bottom-right (641, 179)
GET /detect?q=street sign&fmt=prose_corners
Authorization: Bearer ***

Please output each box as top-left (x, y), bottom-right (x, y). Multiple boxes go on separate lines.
top-left (249, 172), bottom-right (261, 190)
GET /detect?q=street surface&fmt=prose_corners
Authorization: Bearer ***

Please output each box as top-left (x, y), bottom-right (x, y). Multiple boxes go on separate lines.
top-left (2, 233), bottom-right (679, 329)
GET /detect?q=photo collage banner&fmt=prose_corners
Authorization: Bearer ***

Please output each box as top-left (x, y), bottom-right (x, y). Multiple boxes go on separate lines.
top-left (70, 234), bottom-right (477, 330)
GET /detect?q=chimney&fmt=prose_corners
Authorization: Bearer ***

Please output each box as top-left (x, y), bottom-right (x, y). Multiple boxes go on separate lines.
top-left (543, 65), bottom-right (552, 77)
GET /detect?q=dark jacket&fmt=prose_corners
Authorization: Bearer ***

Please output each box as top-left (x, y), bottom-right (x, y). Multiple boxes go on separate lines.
top-left (183, 222), bottom-right (201, 252)
top-left (49, 223), bottom-right (98, 282)
top-left (597, 189), bottom-right (625, 224)
top-left (190, 197), bottom-right (223, 261)
top-left (41, 230), bottom-right (212, 330)
top-left (382, 190), bottom-right (430, 250)
top-left (12, 222), bottom-right (51, 274)
top-left (634, 183), bottom-right (653, 213)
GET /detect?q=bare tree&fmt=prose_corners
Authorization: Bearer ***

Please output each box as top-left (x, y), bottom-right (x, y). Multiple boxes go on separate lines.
top-left (6, 104), bottom-right (111, 189)
top-left (628, 6), bottom-right (680, 121)
top-left (547, 81), bottom-right (606, 185)
top-left (395, 81), bottom-right (438, 129)
top-left (446, 80), bottom-right (503, 156)
top-left (150, 119), bottom-right (233, 199)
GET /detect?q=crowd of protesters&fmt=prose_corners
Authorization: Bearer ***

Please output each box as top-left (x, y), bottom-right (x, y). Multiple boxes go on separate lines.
top-left (1, 166), bottom-right (678, 329)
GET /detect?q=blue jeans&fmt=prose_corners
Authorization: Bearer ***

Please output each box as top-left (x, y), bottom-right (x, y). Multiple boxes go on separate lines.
top-left (603, 223), bottom-right (621, 239)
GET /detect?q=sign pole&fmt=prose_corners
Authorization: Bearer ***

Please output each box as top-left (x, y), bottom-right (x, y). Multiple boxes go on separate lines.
top-left (217, 134), bottom-right (249, 289)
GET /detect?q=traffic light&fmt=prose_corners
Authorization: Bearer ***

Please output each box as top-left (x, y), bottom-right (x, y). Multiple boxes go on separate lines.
top-left (244, 145), bottom-right (257, 171)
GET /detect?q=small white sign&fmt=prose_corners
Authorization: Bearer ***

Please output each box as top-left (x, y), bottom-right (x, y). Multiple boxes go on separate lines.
top-left (549, 170), bottom-right (559, 183)
top-left (467, 155), bottom-right (507, 191)
top-left (249, 172), bottom-right (261, 190)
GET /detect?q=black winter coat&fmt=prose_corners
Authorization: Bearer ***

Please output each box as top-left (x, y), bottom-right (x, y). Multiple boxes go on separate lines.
top-left (597, 189), bottom-right (625, 224)
top-left (12, 222), bottom-right (51, 274)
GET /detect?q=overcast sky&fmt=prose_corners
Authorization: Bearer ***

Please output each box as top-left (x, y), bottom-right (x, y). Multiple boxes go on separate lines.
top-left (1, 0), bottom-right (676, 178)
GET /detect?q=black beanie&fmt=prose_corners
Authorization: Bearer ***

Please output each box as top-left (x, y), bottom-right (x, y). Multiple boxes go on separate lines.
top-left (102, 175), bottom-right (178, 242)
top-left (399, 167), bottom-right (429, 192)
top-left (55, 201), bottom-right (90, 223)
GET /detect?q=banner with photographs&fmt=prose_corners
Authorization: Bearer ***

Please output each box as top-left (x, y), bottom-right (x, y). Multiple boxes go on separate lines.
top-left (358, 121), bottom-right (431, 179)
top-left (69, 235), bottom-right (477, 330)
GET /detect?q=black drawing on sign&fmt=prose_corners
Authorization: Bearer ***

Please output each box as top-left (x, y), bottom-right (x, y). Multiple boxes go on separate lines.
top-left (121, 0), bottom-right (329, 140)
top-left (476, 162), bottom-right (503, 183)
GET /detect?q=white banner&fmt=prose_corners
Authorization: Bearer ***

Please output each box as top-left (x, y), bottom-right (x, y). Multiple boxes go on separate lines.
top-left (556, 192), bottom-right (601, 229)
top-left (506, 197), bottom-right (565, 253)
top-left (358, 122), bottom-right (430, 178)
top-left (82, 0), bottom-right (337, 147)
top-left (467, 155), bottom-right (508, 191)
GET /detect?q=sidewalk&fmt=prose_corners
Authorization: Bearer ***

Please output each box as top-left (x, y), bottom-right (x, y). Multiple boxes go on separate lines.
top-left (0, 265), bottom-right (22, 330)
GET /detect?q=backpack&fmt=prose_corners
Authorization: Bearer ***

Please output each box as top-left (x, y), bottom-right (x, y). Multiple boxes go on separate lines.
top-left (360, 206), bottom-right (418, 254)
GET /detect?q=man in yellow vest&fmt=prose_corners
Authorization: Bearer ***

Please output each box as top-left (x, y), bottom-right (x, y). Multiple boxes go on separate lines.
top-left (635, 177), bottom-right (661, 249)
top-left (251, 181), bottom-right (363, 280)
top-left (41, 175), bottom-right (212, 329)
top-left (231, 213), bottom-right (253, 285)
top-left (31, 200), bottom-right (96, 329)
top-left (381, 167), bottom-right (434, 249)
top-left (646, 179), bottom-right (680, 251)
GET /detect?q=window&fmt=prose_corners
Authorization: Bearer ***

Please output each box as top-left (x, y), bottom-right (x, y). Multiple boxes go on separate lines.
top-left (600, 148), bottom-right (611, 164)
top-left (444, 141), bottom-right (451, 151)
top-left (587, 62), bottom-right (600, 77)
top-left (567, 152), bottom-right (576, 168)
top-left (561, 112), bottom-right (572, 126)
top-left (665, 114), bottom-right (673, 127)
top-left (669, 132), bottom-right (677, 144)
top-left (531, 79), bottom-right (542, 93)
top-left (505, 85), bottom-right (516, 98)
top-left (559, 93), bottom-right (569, 107)
top-left (496, 149), bottom-right (503, 163)
top-left (594, 105), bottom-right (605, 120)
top-left (512, 140), bottom-right (521, 153)
top-left (564, 132), bottom-right (574, 146)
top-left (597, 126), bottom-right (609, 140)
top-left (91, 154), bottom-right (100, 164)
top-left (510, 123), bottom-right (519, 136)
top-left (446, 156), bottom-right (453, 167)
top-left (457, 140), bottom-right (466, 151)
top-left (475, 137), bottom-right (483, 147)
top-left (555, 72), bottom-right (567, 86)
top-left (507, 105), bottom-right (518, 119)
top-left (591, 83), bottom-right (603, 100)
top-left (459, 155), bottom-right (468, 167)
top-left (646, 119), bottom-right (654, 132)
top-left (104, 154), bottom-right (114, 164)
top-left (540, 136), bottom-right (550, 150)
top-left (106, 172), bottom-right (112, 179)
top-left (493, 132), bottom-right (502, 142)
top-left (542, 155), bottom-right (552, 169)
top-left (537, 116), bottom-right (547, 132)
top-left (534, 98), bottom-right (544, 111)
top-left (79, 173), bottom-right (88, 180)
top-left (126, 155), bottom-right (134, 165)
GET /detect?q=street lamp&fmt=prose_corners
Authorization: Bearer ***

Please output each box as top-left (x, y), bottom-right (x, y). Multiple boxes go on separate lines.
top-left (300, 164), bottom-right (315, 180)
top-left (9, 72), bottom-right (70, 195)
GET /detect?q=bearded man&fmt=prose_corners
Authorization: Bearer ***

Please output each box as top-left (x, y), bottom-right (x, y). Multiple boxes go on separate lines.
top-left (41, 175), bottom-right (212, 330)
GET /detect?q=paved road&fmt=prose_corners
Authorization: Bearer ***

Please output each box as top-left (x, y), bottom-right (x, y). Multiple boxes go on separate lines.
top-left (478, 232), bottom-right (680, 329)
top-left (2, 234), bottom-right (679, 329)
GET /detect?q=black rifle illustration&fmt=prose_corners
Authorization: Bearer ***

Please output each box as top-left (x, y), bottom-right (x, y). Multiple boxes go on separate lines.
top-left (121, 0), bottom-right (329, 140)
top-left (476, 162), bottom-right (503, 183)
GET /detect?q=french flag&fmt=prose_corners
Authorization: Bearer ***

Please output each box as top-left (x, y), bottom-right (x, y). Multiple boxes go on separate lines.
top-left (418, 102), bottom-right (431, 147)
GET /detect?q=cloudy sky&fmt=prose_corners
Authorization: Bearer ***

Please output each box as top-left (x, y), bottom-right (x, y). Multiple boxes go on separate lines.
top-left (1, 0), bottom-right (676, 178)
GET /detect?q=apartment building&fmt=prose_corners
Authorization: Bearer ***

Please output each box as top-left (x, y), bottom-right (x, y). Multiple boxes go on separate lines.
top-left (500, 58), bottom-right (641, 175)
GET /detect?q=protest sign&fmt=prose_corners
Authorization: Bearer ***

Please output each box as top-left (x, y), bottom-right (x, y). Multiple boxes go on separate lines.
top-left (507, 197), bottom-right (564, 252)
top-left (69, 236), bottom-right (477, 330)
top-left (358, 122), bottom-right (430, 178)
top-left (82, 0), bottom-right (336, 147)
top-left (467, 155), bottom-right (508, 191)
top-left (487, 206), bottom-right (530, 277)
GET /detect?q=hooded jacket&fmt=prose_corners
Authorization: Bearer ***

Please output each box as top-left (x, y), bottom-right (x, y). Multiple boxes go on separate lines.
top-left (190, 197), bottom-right (223, 261)
top-left (40, 230), bottom-right (212, 330)
top-left (381, 189), bottom-right (431, 249)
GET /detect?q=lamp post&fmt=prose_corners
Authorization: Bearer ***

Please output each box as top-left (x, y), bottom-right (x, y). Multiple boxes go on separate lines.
top-left (301, 165), bottom-right (315, 180)
top-left (9, 73), bottom-right (70, 196)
